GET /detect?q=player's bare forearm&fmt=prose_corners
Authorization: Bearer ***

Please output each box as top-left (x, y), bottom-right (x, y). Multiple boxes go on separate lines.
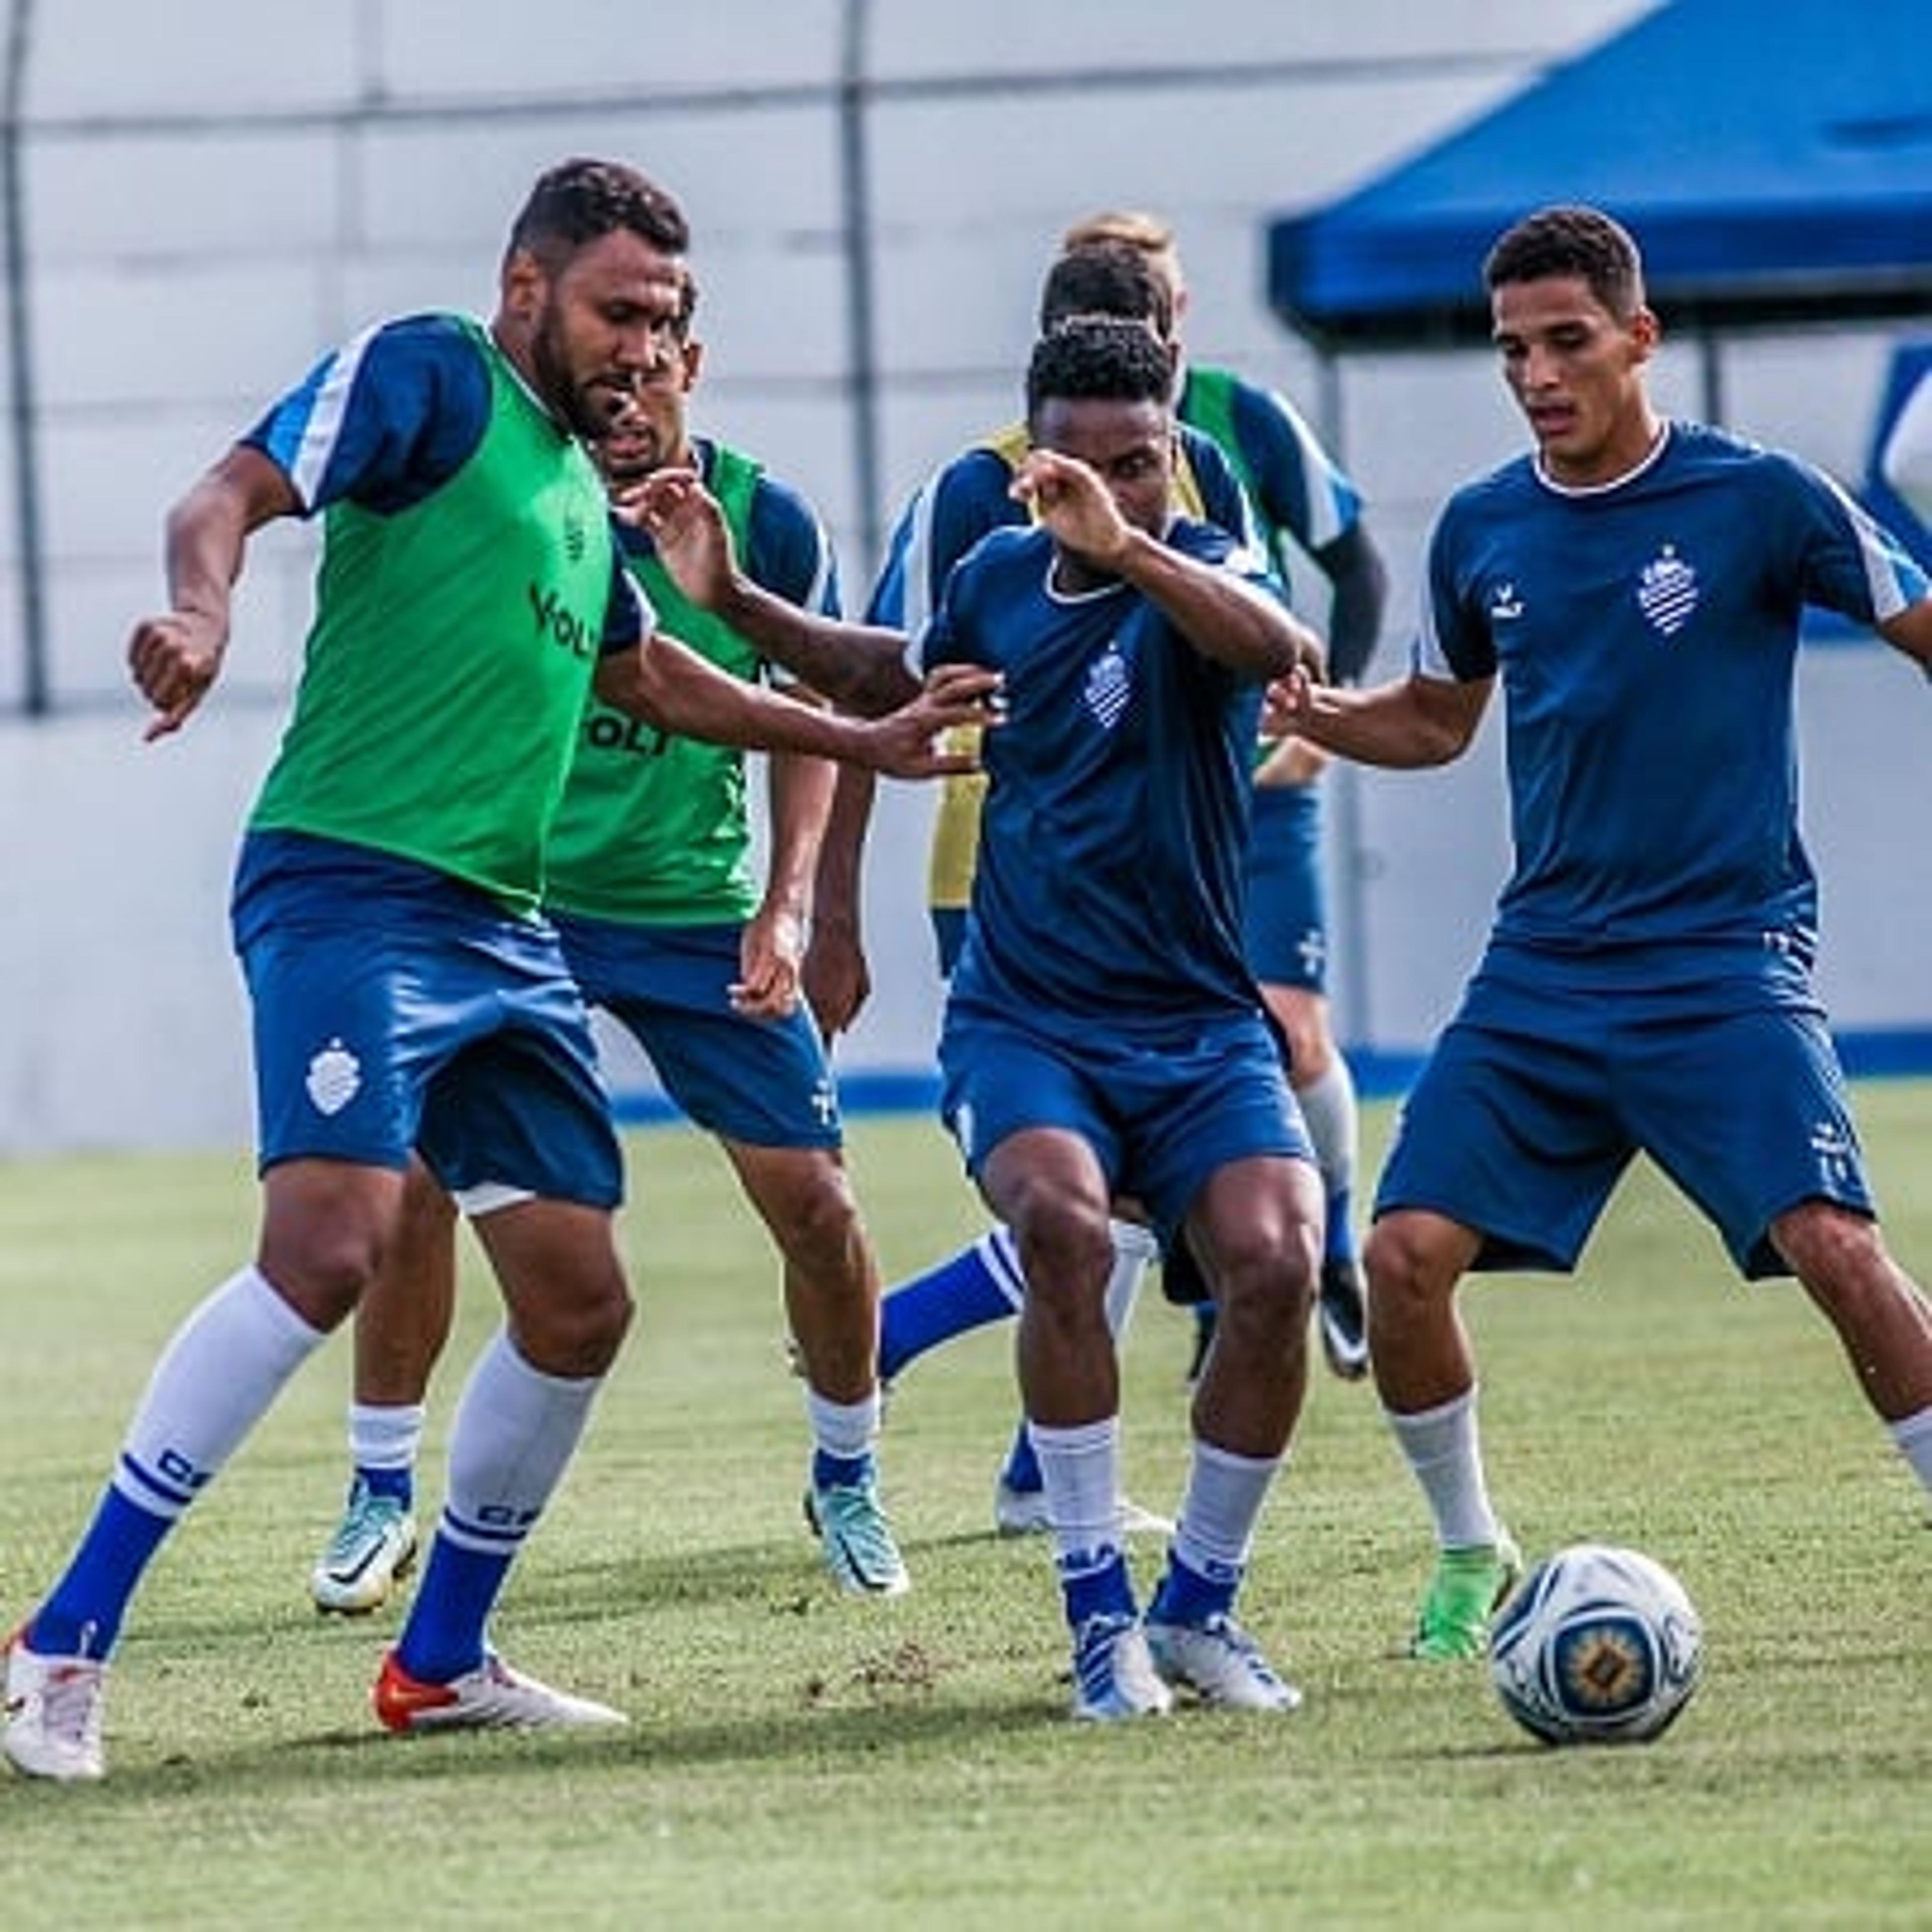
top-left (132, 448), bottom-right (298, 739)
top-left (711, 575), bottom-right (921, 716)
top-left (632, 465), bottom-right (920, 715)
top-left (765, 744), bottom-right (837, 922)
top-left (1115, 526), bottom-right (1324, 681)
top-left (1282, 668), bottom-right (1490, 768)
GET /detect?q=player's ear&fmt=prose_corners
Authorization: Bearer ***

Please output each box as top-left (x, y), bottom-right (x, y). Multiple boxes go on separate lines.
top-left (680, 339), bottom-right (705, 390)
top-left (501, 246), bottom-right (547, 325)
top-left (1627, 304), bottom-right (1661, 363)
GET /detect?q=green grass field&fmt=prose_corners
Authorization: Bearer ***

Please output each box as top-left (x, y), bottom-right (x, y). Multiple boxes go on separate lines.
top-left (3, 1090), bottom-right (1929, 1928)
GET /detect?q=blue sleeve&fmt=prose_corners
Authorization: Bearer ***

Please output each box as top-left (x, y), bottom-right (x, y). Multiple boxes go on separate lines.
top-left (1224, 378), bottom-right (1364, 556)
top-left (743, 470), bottom-right (842, 619)
top-left (599, 548), bottom-right (649, 656)
top-left (242, 314), bottom-right (492, 516)
top-left (1177, 427), bottom-right (1263, 550)
top-left (866, 449), bottom-right (1021, 631)
top-left (1417, 494), bottom-right (1497, 683)
top-left (1778, 453), bottom-right (1931, 624)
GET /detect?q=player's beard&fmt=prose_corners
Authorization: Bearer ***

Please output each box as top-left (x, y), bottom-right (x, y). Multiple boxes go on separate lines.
top-left (529, 307), bottom-right (610, 442)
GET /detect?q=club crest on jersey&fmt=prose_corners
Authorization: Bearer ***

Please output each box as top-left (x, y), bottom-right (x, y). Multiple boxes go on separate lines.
top-left (1636, 544), bottom-right (1699, 637)
top-left (1487, 581), bottom-right (1523, 622)
top-left (305, 1038), bottom-right (362, 1116)
top-left (1084, 640), bottom-right (1133, 730)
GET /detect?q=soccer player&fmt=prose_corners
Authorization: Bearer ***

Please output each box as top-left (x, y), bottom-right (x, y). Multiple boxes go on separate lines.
top-left (308, 269), bottom-right (911, 1617)
top-left (638, 315), bottom-right (1329, 1721)
top-left (1278, 203), bottom-right (1932, 1660)
top-left (809, 240), bottom-right (1257, 1540)
top-left (1061, 211), bottom-right (1388, 1390)
top-left (1, 158), bottom-right (992, 1782)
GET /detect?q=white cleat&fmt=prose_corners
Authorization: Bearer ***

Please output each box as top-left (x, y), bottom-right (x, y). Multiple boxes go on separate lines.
top-left (4, 1630), bottom-right (108, 1782)
top-left (1145, 1612), bottom-right (1302, 1713)
top-left (373, 1650), bottom-right (628, 1734)
top-left (1070, 1614), bottom-right (1174, 1722)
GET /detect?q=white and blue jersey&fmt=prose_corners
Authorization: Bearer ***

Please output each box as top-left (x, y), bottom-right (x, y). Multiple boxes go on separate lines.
top-left (1422, 421), bottom-right (1929, 977)
top-left (247, 312), bottom-right (641, 647)
top-left (919, 518), bottom-right (1274, 1034)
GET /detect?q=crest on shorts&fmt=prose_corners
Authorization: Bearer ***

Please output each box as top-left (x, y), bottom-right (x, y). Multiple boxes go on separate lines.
top-left (305, 1038), bottom-right (362, 1116)
top-left (1636, 544), bottom-right (1698, 637)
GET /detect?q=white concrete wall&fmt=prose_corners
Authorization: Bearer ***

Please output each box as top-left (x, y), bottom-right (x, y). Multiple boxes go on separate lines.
top-left (2, 0), bottom-right (1924, 1153)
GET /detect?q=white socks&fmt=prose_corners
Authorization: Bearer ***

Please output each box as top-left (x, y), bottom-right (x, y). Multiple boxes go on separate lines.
top-left (439, 1329), bottom-right (602, 1556)
top-left (115, 1266), bottom-right (328, 1518)
top-left (1386, 1387), bottom-right (1501, 1551)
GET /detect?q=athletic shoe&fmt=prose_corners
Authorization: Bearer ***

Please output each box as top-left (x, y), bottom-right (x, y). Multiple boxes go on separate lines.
top-left (803, 1480), bottom-right (911, 1597)
top-left (310, 1479), bottom-right (419, 1616)
top-left (372, 1649), bottom-right (627, 1733)
top-left (4, 1630), bottom-right (107, 1782)
top-left (1410, 1531), bottom-right (1524, 1660)
top-left (992, 1480), bottom-right (1175, 1540)
top-left (1069, 1613), bottom-right (1173, 1722)
top-left (1145, 1612), bottom-right (1303, 1713)
top-left (1317, 1259), bottom-right (1371, 1381)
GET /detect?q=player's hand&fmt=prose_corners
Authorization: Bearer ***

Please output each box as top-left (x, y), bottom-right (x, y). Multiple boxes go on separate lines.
top-left (624, 467), bottom-right (735, 609)
top-left (858, 665), bottom-right (1003, 778)
top-left (731, 903), bottom-right (804, 1020)
top-left (128, 607), bottom-right (228, 741)
top-left (1009, 449), bottom-right (1129, 568)
top-left (802, 918), bottom-right (871, 1037)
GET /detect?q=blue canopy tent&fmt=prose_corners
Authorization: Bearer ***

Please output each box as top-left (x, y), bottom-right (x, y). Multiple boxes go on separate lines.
top-left (1267, 0), bottom-right (1932, 356)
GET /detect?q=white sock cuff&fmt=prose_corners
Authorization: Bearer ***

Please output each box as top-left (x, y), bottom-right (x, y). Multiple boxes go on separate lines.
top-left (806, 1387), bottom-right (882, 1461)
top-left (349, 1402), bottom-right (427, 1470)
top-left (1106, 1219), bottom-right (1161, 1263)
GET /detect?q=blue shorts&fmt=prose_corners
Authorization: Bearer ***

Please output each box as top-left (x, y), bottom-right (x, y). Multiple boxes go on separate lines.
top-left (231, 833), bottom-right (622, 1208)
top-left (936, 1000), bottom-right (1311, 1244)
top-left (1241, 781), bottom-right (1327, 992)
top-left (1376, 960), bottom-right (1874, 1279)
top-left (555, 914), bottom-right (841, 1149)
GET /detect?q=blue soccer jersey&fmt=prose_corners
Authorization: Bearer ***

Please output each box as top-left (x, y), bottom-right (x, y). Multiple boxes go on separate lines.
top-left (1421, 422), bottom-right (1930, 966)
top-left (917, 518), bottom-right (1277, 1031)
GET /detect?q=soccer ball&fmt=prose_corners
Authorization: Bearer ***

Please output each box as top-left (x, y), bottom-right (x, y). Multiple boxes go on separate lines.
top-left (1489, 1543), bottom-right (1702, 1746)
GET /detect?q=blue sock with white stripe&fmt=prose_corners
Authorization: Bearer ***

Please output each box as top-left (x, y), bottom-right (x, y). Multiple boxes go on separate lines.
top-left (30, 1266), bottom-right (326, 1659)
top-left (877, 1227), bottom-right (1025, 1382)
top-left (395, 1330), bottom-right (601, 1685)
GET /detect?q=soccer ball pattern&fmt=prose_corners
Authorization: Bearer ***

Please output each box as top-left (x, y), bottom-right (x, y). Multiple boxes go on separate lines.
top-left (1489, 1543), bottom-right (1702, 1746)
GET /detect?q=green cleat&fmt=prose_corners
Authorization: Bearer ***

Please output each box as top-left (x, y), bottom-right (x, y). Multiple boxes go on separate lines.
top-left (1410, 1531), bottom-right (1523, 1659)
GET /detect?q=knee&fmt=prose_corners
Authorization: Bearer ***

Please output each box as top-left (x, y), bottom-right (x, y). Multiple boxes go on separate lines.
top-left (1011, 1195), bottom-right (1115, 1315)
top-left (1364, 1215), bottom-right (1454, 1314)
top-left (772, 1164), bottom-right (868, 1280)
top-left (1216, 1223), bottom-right (1319, 1354)
top-left (525, 1274), bottom-right (633, 1378)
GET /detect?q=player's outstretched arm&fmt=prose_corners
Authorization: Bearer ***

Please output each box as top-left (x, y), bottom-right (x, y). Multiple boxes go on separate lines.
top-left (595, 636), bottom-right (996, 779)
top-left (1015, 448), bottom-right (1321, 681)
top-left (129, 445), bottom-right (298, 740)
top-left (1274, 665), bottom-right (1492, 770)
top-left (626, 469), bottom-right (920, 716)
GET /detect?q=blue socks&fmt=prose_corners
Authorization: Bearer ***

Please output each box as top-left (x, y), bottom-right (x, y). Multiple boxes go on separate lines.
top-left (878, 1230), bottom-right (1023, 1382)
top-left (28, 1490), bottom-right (173, 1659)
